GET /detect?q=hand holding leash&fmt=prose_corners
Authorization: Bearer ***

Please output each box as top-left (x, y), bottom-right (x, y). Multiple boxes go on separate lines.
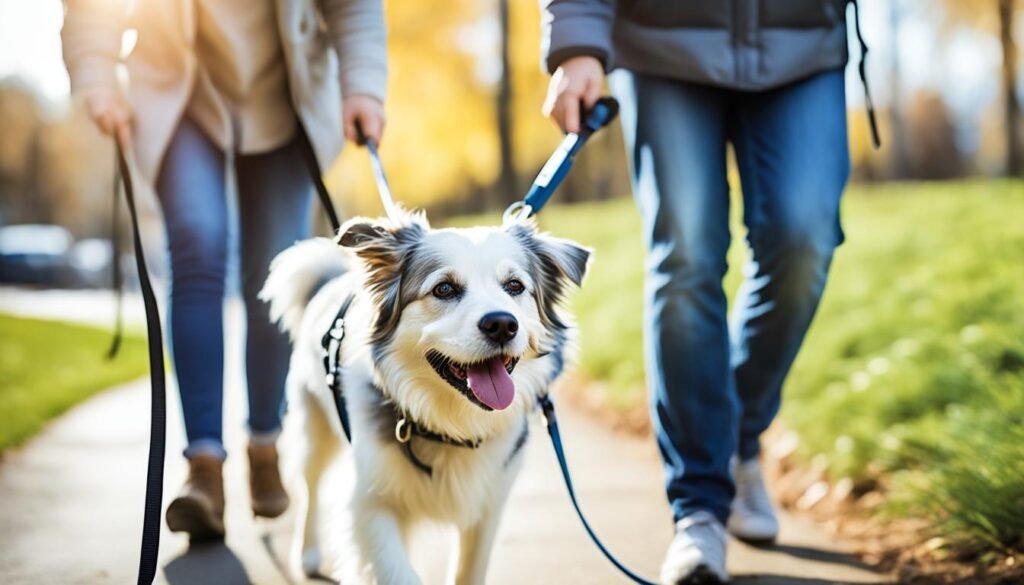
top-left (504, 97), bottom-right (619, 224)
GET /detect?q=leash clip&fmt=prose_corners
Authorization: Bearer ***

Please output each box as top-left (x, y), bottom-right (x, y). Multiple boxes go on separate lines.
top-left (395, 418), bottom-right (413, 443)
top-left (502, 201), bottom-right (533, 225)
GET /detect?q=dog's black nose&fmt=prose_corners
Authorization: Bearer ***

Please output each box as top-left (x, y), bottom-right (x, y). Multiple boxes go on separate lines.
top-left (478, 311), bottom-right (518, 344)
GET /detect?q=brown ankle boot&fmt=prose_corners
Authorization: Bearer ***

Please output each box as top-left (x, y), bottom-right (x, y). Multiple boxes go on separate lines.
top-left (165, 453), bottom-right (225, 540)
top-left (248, 443), bottom-right (289, 518)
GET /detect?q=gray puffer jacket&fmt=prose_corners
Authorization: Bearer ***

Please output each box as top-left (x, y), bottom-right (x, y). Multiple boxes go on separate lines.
top-left (541, 0), bottom-right (878, 145)
top-left (543, 0), bottom-right (854, 91)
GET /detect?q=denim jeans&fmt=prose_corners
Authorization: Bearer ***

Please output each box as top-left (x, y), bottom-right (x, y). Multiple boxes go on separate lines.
top-left (610, 68), bottom-right (850, 524)
top-left (156, 117), bottom-right (313, 460)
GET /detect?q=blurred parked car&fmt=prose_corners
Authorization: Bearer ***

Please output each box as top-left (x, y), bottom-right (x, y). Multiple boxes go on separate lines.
top-left (0, 224), bottom-right (117, 288)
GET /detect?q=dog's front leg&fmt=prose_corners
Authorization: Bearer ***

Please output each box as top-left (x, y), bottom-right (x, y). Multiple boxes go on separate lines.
top-left (353, 504), bottom-right (421, 585)
top-left (452, 505), bottom-right (505, 585)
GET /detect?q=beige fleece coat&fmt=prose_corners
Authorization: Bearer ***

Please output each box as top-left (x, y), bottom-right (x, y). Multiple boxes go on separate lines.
top-left (62, 0), bottom-right (387, 186)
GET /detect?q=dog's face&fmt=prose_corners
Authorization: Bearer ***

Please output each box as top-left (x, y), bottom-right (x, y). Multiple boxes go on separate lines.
top-left (338, 211), bottom-right (589, 415)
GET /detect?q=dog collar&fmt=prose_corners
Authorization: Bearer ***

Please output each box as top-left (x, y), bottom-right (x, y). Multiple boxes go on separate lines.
top-left (393, 413), bottom-right (484, 450)
top-left (392, 409), bottom-right (530, 478)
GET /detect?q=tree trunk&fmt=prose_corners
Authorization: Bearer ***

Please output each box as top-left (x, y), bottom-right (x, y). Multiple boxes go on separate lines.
top-left (495, 0), bottom-right (517, 207)
top-left (999, 0), bottom-right (1022, 177)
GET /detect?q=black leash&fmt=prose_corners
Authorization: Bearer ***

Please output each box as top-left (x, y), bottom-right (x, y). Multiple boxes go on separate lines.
top-left (297, 125), bottom-right (343, 233)
top-left (850, 0), bottom-right (881, 149)
top-left (110, 138), bottom-right (167, 585)
top-left (112, 124), bottom-right (345, 584)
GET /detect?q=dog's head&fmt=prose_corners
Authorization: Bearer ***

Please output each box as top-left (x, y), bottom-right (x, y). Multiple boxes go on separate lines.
top-left (338, 211), bottom-right (590, 422)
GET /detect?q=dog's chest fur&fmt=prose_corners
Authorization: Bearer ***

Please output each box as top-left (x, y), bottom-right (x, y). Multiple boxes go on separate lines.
top-left (342, 365), bottom-right (531, 528)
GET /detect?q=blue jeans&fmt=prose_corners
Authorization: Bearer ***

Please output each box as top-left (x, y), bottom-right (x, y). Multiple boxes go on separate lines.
top-left (610, 68), bottom-right (850, 524)
top-left (156, 118), bottom-right (313, 459)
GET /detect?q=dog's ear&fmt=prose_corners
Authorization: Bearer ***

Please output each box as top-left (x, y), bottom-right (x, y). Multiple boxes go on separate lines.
top-left (336, 212), bottom-right (429, 344)
top-left (336, 211), bottom-right (429, 264)
top-left (507, 221), bottom-right (591, 288)
top-left (337, 220), bottom-right (389, 248)
top-left (533, 232), bottom-right (591, 288)
top-left (507, 221), bottom-right (592, 331)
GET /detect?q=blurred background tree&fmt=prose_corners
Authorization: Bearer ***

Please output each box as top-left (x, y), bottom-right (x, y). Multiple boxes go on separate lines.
top-left (0, 0), bottom-right (1020, 231)
top-left (939, 0), bottom-right (1021, 177)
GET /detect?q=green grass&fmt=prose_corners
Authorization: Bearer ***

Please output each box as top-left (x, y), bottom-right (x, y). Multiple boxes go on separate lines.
top-left (0, 314), bottom-right (149, 452)
top-left (524, 179), bottom-right (1024, 552)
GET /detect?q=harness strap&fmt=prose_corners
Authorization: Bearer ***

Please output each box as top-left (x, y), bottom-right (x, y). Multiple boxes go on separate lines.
top-left (538, 394), bottom-right (656, 585)
top-left (323, 293), bottom-right (357, 442)
top-left (503, 420), bottom-right (530, 467)
top-left (401, 441), bottom-right (435, 476)
top-left (111, 139), bottom-right (168, 585)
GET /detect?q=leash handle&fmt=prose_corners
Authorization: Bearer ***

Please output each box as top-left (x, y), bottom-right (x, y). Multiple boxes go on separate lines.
top-left (114, 138), bottom-right (168, 585)
top-left (355, 121), bottom-right (403, 223)
top-left (504, 97), bottom-right (619, 224)
top-left (538, 394), bottom-right (657, 585)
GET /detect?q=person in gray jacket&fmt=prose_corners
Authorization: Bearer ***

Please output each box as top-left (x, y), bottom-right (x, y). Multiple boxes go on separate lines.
top-left (541, 1), bottom-right (875, 582)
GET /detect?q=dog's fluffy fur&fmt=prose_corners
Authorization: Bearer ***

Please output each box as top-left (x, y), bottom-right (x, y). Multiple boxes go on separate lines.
top-left (260, 211), bottom-right (590, 584)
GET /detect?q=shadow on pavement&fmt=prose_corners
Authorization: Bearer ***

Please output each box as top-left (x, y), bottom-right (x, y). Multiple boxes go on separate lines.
top-left (758, 543), bottom-right (876, 572)
top-left (164, 541), bottom-right (251, 585)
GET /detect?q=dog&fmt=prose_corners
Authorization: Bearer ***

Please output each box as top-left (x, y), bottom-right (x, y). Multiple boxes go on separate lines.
top-left (260, 209), bottom-right (590, 584)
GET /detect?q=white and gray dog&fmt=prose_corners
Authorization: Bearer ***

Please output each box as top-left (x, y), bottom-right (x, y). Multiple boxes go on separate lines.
top-left (260, 210), bottom-right (590, 584)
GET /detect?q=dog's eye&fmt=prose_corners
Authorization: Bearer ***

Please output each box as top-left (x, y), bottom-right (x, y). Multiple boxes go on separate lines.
top-left (503, 279), bottom-right (525, 296)
top-left (432, 281), bottom-right (460, 300)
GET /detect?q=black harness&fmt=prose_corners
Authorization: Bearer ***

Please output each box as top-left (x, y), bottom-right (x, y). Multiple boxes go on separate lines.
top-left (319, 293), bottom-right (528, 477)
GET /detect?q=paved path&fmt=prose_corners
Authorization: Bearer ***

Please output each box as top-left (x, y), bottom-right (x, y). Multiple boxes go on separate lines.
top-left (0, 286), bottom-right (149, 331)
top-left (0, 291), bottom-right (888, 584)
top-left (0, 384), bottom-right (887, 585)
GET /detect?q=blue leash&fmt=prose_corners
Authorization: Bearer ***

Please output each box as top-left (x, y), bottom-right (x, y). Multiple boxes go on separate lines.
top-left (513, 98), bottom-right (656, 585)
top-left (539, 395), bottom-right (658, 585)
top-left (503, 97), bottom-right (619, 222)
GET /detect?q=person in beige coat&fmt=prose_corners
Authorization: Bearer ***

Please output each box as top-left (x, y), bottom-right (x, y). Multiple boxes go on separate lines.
top-left (62, 0), bottom-right (387, 540)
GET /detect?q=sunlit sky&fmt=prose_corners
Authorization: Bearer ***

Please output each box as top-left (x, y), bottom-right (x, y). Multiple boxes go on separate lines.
top-left (0, 0), bottom-right (1012, 122)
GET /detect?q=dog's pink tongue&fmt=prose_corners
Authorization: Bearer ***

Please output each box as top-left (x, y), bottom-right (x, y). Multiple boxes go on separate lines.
top-left (466, 358), bottom-right (515, 411)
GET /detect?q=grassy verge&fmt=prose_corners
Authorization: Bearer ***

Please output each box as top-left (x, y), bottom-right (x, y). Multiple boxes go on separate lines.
top-left (0, 314), bottom-right (148, 452)
top-left (525, 180), bottom-right (1024, 554)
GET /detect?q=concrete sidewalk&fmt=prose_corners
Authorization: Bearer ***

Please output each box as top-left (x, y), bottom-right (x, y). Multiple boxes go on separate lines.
top-left (0, 375), bottom-right (887, 585)
top-left (0, 288), bottom-right (887, 584)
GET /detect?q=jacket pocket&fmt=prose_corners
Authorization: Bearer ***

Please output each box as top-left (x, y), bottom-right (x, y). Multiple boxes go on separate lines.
top-left (617, 0), bottom-right (731, 29)
top-left (761, 0), bottom-right (836, 28)
top-left (281, 0), bottom-right (319, 42)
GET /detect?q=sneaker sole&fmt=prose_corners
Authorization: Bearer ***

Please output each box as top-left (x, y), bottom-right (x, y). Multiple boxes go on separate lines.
top-left (676, 565), bottom-right (727, 585)
top-left (728, 529), bottom-right (778, 546)
top-left (166, 497), bottom-right (224, 540)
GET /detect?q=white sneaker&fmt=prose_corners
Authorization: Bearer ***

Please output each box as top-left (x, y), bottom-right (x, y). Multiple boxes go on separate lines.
top-left (660, 511), bottom-right (729, 584)
top-left (727, 458), bottom-right (779, 543)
